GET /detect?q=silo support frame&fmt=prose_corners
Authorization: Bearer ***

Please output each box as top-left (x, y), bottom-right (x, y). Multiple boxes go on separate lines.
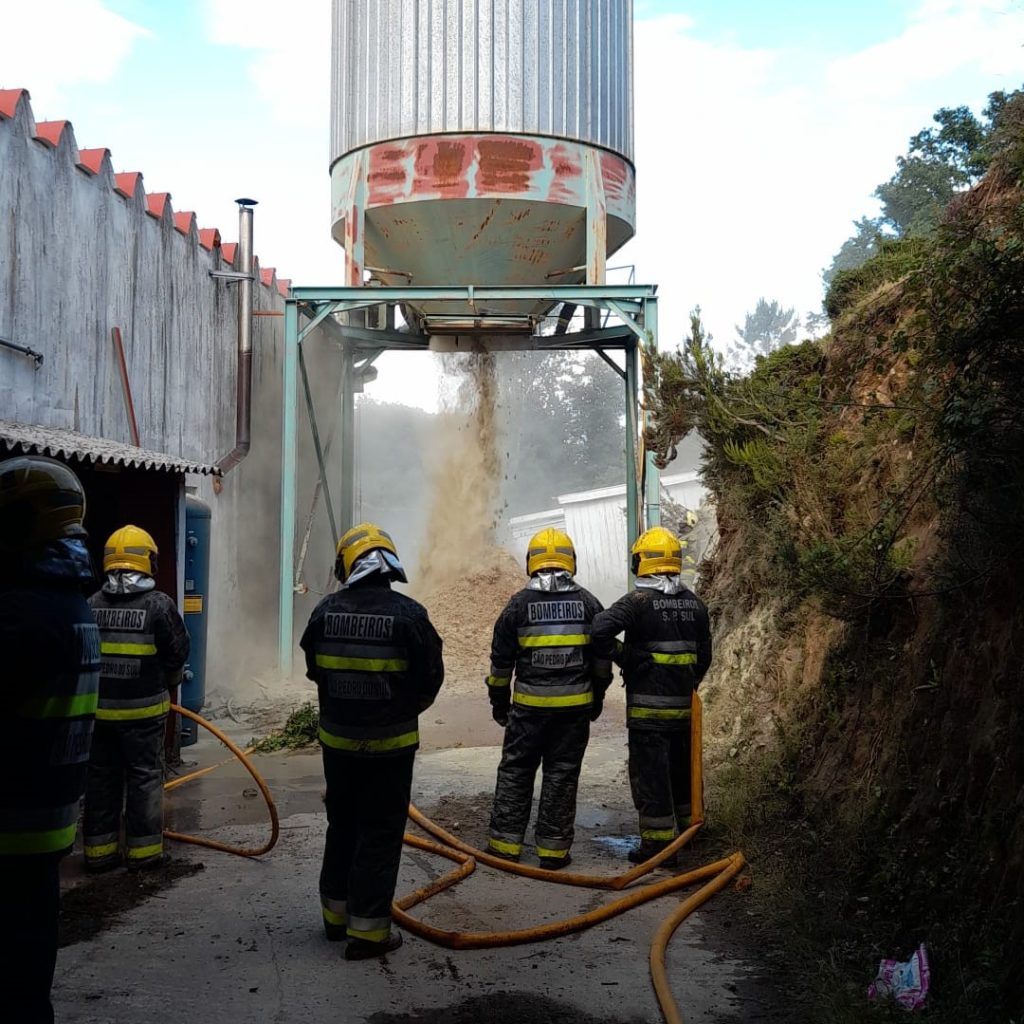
top-left (278, 285), bottom-right (660, 676)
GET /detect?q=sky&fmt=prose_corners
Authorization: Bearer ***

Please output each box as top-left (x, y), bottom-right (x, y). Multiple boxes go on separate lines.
top-left (2, 0), bottom-right (1022, 408)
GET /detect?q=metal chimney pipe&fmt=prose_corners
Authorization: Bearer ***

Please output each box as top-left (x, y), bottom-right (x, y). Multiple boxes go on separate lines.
top-left (217, 198), bottom-right (257, 475)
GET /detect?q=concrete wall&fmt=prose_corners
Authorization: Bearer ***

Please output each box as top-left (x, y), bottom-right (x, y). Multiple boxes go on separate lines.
top-left (0, 89), bottom-right (343, 694)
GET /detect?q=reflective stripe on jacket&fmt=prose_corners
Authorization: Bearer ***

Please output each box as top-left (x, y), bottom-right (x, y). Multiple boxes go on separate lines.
top-left (300, 578), bottom-right (444, 757)
top-left (488, 585), bottom-right (606, 713)
top-left (89, 590), bottom-right (189, 720)
top-left (0, 587), bottom-right (100, 857)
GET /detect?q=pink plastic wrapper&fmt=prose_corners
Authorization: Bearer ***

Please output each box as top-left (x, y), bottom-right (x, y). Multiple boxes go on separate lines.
top-left (867, 944), bottom-right (931, 1010)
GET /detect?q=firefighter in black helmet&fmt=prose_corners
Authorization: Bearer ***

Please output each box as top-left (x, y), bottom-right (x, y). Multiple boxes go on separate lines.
top-left (301, 523), bottom-right (444, 960)
top-left (84, 525), bottom-right (190, 872)
top-left (0, 456), bottom-right (100, 1023)
top-left (592, 526), bottom-right (712, 865)
top-left (485, 528), bottom-right (609, 868)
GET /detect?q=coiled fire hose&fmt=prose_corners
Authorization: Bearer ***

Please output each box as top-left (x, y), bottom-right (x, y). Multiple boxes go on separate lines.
top-left (162, 704), bottom-right (280, 858)
top-left (161, 697), bottom-right (745, 1024)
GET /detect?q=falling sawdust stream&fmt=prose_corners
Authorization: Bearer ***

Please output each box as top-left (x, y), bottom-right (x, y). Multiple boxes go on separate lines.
top-left (416, 352), bottom-right (503, 593)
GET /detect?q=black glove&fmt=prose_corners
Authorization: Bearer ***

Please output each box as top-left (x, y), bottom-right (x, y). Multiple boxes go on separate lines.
top-left (589, 698), bottom-right (604, 723)
top-left (491, 705), bottom-right (509, 727)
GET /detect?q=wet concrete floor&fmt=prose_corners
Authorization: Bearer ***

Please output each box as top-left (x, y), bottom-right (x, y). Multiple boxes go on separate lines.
top-left (53, 727), bottom-right (774, 1023)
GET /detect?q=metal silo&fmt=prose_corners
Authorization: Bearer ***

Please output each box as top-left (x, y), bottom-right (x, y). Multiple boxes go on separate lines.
top-left (329, 0), bottom-right (636, 316)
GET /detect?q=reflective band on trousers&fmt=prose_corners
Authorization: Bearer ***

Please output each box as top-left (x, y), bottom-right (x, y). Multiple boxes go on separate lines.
top-left (96, 697), bottom-right (170, 721)
top-left (488, 836), bottom-right (523, 856)
top-left (101, 642), bottom-right (158, 656)
top-left (127, 842), bottom-right (163, 861)
top-left (318, 726), bottom-right (419, 754)
top-left (321, 896), bottom-right (347, 926)
top-left (315, 654), bottom-right (408, 672)
top-left (642, 828), bottom-right (677, 841)
top-left (18, 692), bottom-right (98, 719)
top-left (518, 634), bottom-right (591, 648)
top-left (85, 840), bottom-right (119, 860)
top-left (628, 706), bottom-right (692, 720)
top-left (347, 915), bottom-right (391, 943)
top-left (536, 844), bottom-right (570, 858)
top-left (513, 690), bottom-right (593, 708)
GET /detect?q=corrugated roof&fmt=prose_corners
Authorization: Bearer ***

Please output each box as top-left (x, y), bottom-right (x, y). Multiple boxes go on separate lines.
top-left (0, 420), bottom-right (221, 476)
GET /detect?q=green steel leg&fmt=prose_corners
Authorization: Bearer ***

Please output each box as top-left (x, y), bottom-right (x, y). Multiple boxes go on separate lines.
top-left (625, 339), bottom-right (639, 589)
top-left (279, 301), bottom-right (298, 677)
top-left (338, 345), bottom-right (356, 535)
top-left (644, 296), bottom-right (661, 528)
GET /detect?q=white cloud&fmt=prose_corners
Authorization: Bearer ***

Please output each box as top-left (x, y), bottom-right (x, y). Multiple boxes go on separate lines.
top-left (203, 0), bottom-right (330, 130)
top-left (619, 0), bottom-right (1024, 355)
top-left (0, 0), bottom-right (150, 115)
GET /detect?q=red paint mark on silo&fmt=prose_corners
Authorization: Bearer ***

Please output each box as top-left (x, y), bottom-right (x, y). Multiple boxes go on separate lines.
top-left (547, 143), bottom-right (583, 204)
top-left (478, 137), bottom-right (541, 194)
top-left (410, 139), bottom-right (470, 198)
top-left (368, 143), bottom-right (412, 205)
top-left (601, 152), bottom-right (628, 202)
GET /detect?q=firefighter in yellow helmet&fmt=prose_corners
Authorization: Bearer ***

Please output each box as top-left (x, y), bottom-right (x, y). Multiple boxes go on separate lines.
top-left (300, 523), bottom-right (444, 959)
top-left (0, 456), bottom-right (99, 1022)
top-left (677, 509), bottom-right (700, 589)
top-left (83, 525), bottom-right (189, 872)
top-left (485, 527), bottom-right (609, 868)
top-left (592, 525), bottom-right (712, 865)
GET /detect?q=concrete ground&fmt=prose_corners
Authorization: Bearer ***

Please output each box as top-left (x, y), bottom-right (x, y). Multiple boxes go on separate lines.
top-left (53, 698), bottom-right (776, 1024)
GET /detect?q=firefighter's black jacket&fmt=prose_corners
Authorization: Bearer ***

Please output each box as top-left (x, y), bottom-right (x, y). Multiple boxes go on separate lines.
top-left (301, 577), bottom-right (444, 756)
top-left (591, 585), bottom-right (712, 731)
top-left (487, 584), bottom-right (608, 715)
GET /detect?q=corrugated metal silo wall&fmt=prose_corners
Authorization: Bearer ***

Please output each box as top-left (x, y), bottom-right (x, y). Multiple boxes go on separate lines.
top-left (331, 0), bottom-right (634, 163)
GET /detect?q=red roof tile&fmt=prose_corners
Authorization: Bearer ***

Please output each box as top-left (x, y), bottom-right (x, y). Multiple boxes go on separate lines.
top-left (221, 242), bottom-right (237, 265)
top-left (260, 267), bottom-right (276, 286)
top-left (0, 88), bottom-right (28, 119)
top-left (198, 228), bottom-right (222, 251)
top-left (277, 279), bottom-right (291, 296)
top-left (146, 192), bottom-right (170, 219)
top-left (34, 120), bottom-right (71, 148)
top-left (174, 211), bottom-right (196, 235)
top-left (77, 148), bottom-right (110, 175)
top-left (114, 171), bottom-right (142, 198)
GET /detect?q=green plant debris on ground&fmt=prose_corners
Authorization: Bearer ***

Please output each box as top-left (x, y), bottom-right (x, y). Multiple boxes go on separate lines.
top-left (250, 702), bottom-right (320, 753)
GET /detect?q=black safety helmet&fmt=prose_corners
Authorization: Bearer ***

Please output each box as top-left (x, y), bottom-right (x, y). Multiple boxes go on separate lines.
top-left (0, 455), bottom-right (88, 555)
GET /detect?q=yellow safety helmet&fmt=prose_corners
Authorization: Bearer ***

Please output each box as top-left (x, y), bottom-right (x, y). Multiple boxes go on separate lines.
top-left (526, 527), bottom-right (576, 576)
top-left (104, 525), bottom-right (158, 576)
top-left (335, 522), bottom-right (399, 582)
top-left (0, 456), bottom-right (87, 554)
top-left (631, 526), bottom-right (683, 578)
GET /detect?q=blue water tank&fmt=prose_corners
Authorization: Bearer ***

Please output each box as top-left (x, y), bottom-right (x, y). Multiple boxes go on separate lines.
top-left (181, 495), bottom-right (211, 746)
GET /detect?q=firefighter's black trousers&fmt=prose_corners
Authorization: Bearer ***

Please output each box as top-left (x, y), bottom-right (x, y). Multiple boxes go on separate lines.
top-left (83, 716), bottom-right (166, 866)
top-left (628, 728), bottom-right (693, 843)
top-left (320, 748), bottom-right (414, 942)
top-left (489, 708), bottom-right (590, 859)
top-left (0, 854), bottom-right (61, 1024)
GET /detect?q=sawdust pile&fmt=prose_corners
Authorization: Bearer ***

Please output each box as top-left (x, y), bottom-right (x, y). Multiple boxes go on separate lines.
top-left (414, 548), bottom-right (523, 692)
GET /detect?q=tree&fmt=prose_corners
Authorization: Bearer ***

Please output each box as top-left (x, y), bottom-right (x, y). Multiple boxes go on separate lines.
top-left (822, 87), bottom-right (1023, 296)
top-left (497, 351), bottom-right (626, 514)
top-left (728, 298), bottom-right (799, 368)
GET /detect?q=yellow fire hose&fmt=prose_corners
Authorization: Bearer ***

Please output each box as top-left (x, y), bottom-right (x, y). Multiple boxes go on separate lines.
top-left (162, 704), bottom-right (280, 858)
top-left (162, 697), bottom-right (744, 1024)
